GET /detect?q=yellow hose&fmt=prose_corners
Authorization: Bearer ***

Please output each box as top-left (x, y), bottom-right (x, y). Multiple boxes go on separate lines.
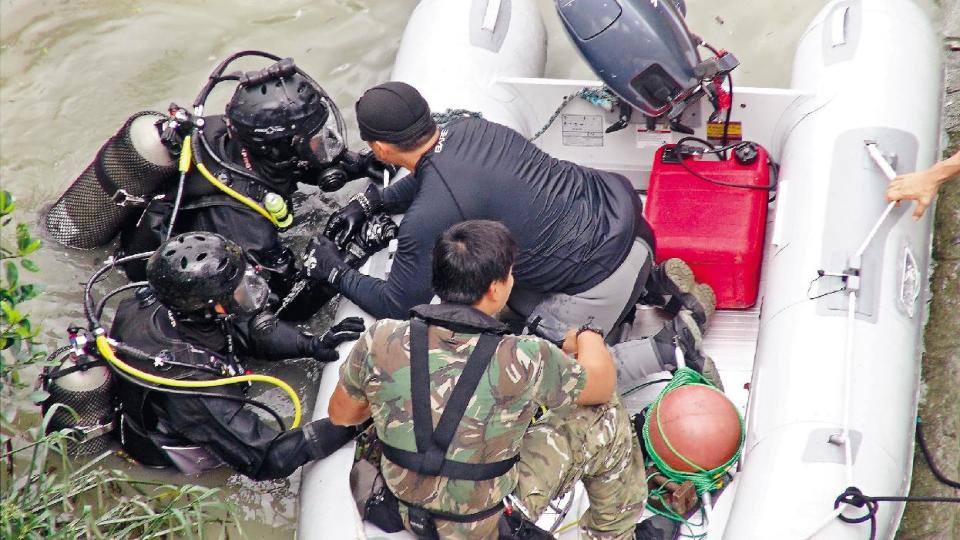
top-left (194, 160), bottom-right (282, 228)
top-left (95, 334), bottom-right (302, 428)
top-left (179, 135), bottom-right (193, 172)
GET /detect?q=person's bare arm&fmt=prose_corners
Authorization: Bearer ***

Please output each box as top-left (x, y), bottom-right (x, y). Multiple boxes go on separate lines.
top-left (886, 150), bottom-right (960, 220)
top-left (562, 329), bottom-right (615, 406)
top-left (328, 384), bottom-right (372, 426)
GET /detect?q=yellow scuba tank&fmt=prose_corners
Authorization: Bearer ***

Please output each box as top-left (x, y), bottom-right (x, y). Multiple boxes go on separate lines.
top-left (44, 111), bottom-right (177, 249)
top-left (41, 338), bottom-right (116, 456)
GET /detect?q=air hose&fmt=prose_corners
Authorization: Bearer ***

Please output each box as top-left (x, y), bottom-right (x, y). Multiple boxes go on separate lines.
top-left (641, 368), bottom-right (745, 523)
top-left (83, 251), bottom-right (303, 430)
top-left (191, 134), bottom-right (282, 228)
top-left (94, 333), bottom-right (302, 428)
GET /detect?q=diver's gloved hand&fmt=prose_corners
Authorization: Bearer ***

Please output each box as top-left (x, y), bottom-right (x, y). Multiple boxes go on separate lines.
top-left (341, 149), bottom-right (397, 182)
top-left (320, 317), bottom-right (365, 349)
top-left (302, 418), bottom-right (365, 460)
top-left (342, 213), bottom-right (399, 264)
top-left (302, 236), bottom-right (349, 285)
top-left (323, 183), bottom-right (383, 250)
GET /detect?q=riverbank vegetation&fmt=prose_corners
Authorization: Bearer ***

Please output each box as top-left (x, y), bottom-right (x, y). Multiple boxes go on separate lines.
top-left (1, 190), bottom-right (240, 539)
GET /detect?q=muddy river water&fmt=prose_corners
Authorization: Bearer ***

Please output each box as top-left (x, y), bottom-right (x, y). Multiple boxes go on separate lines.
top-left (0, 0), bottom-right (940, 537)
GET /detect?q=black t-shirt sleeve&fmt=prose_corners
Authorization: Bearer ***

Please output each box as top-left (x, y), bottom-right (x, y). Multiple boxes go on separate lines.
top-left (337, 195), bottom-right (454, 319)
top-left (381, 173), bottom-right (421, 214)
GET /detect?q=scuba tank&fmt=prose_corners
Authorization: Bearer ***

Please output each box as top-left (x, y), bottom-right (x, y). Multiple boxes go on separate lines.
top-left (44, 111), bottom-right (177, 249)
top-left (41, 335), bottom-right (116, 456)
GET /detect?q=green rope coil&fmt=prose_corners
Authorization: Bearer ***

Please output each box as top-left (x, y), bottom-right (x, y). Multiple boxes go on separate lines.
top-left (641, 368), bottom-right (746, 523)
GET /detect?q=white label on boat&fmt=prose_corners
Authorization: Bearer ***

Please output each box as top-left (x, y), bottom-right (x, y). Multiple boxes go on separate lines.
top-left (561, 114), bottom-right (603, 147)
top-left (635, 128), bottom-right (673, 149)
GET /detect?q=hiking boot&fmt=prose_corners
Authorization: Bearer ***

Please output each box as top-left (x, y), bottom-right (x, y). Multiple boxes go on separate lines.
top-left (646, 259), bottom-right (715, 328)
top-left (635, 514), bottom-right (681, 540)
top-left (674, 310), bottom-right (724, 390)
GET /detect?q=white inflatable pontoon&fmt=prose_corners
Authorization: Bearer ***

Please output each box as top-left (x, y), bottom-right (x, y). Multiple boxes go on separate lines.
top-left (298, 1), bottom-right (942, 538)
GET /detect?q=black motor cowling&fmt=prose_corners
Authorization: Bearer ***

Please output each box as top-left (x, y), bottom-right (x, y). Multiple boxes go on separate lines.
top-left (556, 0), bottom-right (734, 120)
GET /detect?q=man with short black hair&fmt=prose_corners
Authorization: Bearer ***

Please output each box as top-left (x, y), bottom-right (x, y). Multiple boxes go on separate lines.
top-left (303, 81), bottom-right (719, 389)
top-left (328, 220), bottom-right (646, 539)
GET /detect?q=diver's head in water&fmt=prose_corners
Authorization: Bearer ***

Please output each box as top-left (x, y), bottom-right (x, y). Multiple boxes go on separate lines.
top-left (145, 232), bottom-right (269, 320)
top-left (226, 71), bottom-right (344, 175)
top-left (355, 81), bottom-right (438, 172)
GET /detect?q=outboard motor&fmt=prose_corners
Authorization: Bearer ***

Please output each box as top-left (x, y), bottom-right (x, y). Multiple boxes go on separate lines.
top-left (41, 333), bottom-right (116, 456)
top-left (556, 0), bottom-right (738, 120)
top-left (44, 112), bottom-right (177, 249)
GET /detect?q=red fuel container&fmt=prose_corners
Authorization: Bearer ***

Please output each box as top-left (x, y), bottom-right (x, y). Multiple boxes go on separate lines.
top-left (645, 144), bottom-right (770, 309)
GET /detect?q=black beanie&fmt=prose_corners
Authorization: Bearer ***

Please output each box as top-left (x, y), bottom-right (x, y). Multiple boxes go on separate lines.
top-left (355, 81), bottom-right (436, 143)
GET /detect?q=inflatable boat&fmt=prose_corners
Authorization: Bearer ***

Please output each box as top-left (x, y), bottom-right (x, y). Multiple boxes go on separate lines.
top-left (298, 0), bottom-right (942, 538)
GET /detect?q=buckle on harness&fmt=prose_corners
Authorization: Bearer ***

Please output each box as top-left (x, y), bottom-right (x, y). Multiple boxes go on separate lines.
top-left (111, 189), bottom-right (147, 207)
top-left (421, 448), bottom-right (446, 476)
top-left (407, 506), bottom-right (439, 540)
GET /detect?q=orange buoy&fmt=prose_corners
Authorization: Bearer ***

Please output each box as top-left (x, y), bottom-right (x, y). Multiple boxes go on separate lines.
top-left (647, 384), bottom-right (742, 472)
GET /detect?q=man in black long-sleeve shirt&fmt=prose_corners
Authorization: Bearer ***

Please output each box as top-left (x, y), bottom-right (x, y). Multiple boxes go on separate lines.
top-left (303, 82), bottom-right (719, 387)
top-left (112, 232), bottom-right (364, 479)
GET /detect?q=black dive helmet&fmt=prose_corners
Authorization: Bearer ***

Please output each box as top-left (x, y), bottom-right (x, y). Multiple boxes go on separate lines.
top-left (225, 58), bottom-right (345, 170)
top-left (556, 0), bottom-right (737, 120)
top-left (145, 232), bottom-right (269, 317)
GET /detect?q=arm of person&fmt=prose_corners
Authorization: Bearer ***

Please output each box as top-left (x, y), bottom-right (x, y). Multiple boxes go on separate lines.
top-left (328, 323), bottom-right (377, 425)
top-left (886, 150), bottom-right (960, 219)
top-left (562, 329), bottom-right (616, 406)
top-left (336, 205), bottom-right (450, 319)
top-left (154, 393), bottom-right (360, 481)
top-left (381, 173), bottom-right (421, 214)
top-left (329, 384), bottom-right (371, 426)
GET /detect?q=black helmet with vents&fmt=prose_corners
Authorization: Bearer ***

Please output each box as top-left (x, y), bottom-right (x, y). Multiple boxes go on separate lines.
top-left (145, 232), bottom-right (247, 314)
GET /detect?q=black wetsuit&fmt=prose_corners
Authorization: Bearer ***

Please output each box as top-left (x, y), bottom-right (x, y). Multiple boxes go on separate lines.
top-left (338, 117), bottom-right (654, 319)
top-left (110, 294), bottom-right (351, 480)
top-left (120, 115), bottom-right (327, 320)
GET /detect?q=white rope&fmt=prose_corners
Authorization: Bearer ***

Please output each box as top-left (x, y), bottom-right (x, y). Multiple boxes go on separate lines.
top-left (800, 142), bottom-right (899, 539)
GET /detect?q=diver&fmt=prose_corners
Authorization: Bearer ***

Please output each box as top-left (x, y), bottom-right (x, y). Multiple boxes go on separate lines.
top-left (302, 81), bottom-right (721, 388)
top-left (110, 53), bottom-right (393, 320)
top-left (108, 231), bottom-right (365, 479)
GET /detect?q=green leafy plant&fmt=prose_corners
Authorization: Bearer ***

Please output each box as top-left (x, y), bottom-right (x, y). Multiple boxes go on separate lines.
top-left (1, 407), bottom-right (239, 540)
top-left (0, 189), bottom-right (53, 429)
top-left (0, 191), bottom-right (240, 539)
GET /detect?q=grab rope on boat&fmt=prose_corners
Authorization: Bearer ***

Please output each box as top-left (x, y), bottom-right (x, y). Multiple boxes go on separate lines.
top-left (803, 142), bottom-right (959, 539)
top-left (641, 368), bottom-right (744, 531)
top-left (529, 86), bottom-right (619, 141)
top-left (432, 108), bottom-right (482, 126)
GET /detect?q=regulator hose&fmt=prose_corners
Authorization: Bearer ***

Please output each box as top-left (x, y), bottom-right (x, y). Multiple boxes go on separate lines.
top-left (94, 332), bottom-right (302, 428)
top-left (191, 134), bottom-right (282, 227)
top-left (83, 252), bottom-right (303, 430)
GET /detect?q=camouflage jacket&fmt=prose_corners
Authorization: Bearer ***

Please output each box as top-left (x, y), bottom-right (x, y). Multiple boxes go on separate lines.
top-left (339, 303), bottom-right (586, 536)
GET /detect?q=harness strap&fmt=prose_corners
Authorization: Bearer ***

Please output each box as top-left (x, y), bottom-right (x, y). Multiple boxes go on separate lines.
top-left (401, 497), bottom-right (504, 524)
top-left (382, 318), bottom-right (514, 481)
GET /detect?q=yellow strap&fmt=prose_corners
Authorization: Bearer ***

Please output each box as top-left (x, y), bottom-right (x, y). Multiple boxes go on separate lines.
top-left (194, 160), bottom-right (282, 228)
top-left (95, 334), bottom-right (301, 428)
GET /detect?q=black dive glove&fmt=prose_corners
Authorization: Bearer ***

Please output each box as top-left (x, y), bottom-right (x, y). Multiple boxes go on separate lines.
top-left (302, 418), bottom-right (365, 460)
top-left (307, 317), bottom-right (365, 363)
top-left (340, 149), bottom-right (398, 182)
top-left (324, 183), bottom-right (383, 250)
top-left (302, 235), bottom-right (350, 285)
top-left (342, 213), bottom-right (399, 264)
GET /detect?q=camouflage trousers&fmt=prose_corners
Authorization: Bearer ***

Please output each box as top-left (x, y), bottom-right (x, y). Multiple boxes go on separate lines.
top-left (515, 394), bottom-right (647, 540)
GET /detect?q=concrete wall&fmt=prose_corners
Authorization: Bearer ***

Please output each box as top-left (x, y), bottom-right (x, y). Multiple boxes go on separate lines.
top-left (897, 1), bottom-right (960, 537)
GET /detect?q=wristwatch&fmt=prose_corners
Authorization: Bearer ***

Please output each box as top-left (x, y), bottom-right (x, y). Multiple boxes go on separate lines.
top-left (576, 324), bottom-right (604, 339)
